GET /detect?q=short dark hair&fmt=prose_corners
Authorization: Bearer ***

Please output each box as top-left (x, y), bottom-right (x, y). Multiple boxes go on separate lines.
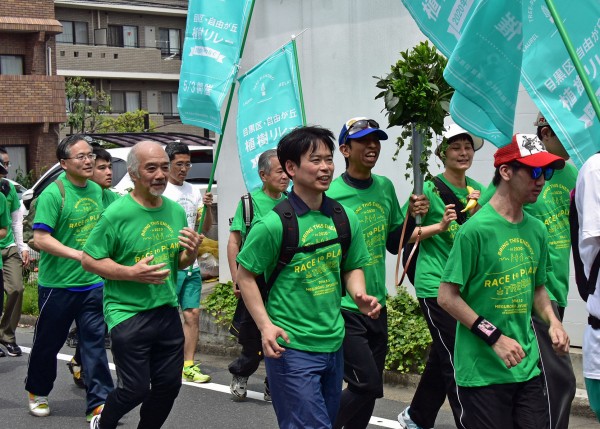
top-left (165, 141), bottom-right (190, 161)
top-left (277, 126), bottom-right (335, 178)
top-left (536, 125), bottom-right (556, 140)
top-left (0, 146), bottom-right (7, 156)
top-left (57, 134), bottom-right (91, 161)
top-left (93, 146), bottom-right (112, 163)
top-left (492, 161), bottom-right (522, 186)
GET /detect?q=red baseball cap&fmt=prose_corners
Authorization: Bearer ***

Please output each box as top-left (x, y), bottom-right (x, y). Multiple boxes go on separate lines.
top-left (493, 134), bottom-right (565, 169)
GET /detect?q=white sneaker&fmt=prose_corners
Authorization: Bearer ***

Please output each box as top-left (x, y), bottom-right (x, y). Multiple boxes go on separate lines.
top-left (230, 375), bottom-right (248, 400)
top-left (398, 406), bottom-right (423, 429)
top-left (90, 414), bottom-right (101, 428)
top-left (28, 393), bottom-right (50, 417)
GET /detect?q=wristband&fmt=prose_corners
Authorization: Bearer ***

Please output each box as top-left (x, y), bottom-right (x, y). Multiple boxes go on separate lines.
top-left (470, 316), bottom-right (502, 346)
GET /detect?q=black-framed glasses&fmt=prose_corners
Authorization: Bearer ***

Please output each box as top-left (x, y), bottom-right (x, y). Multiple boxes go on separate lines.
top-left (530, 166), bottom-right (555, 181)
top-left (343, 119), bottom-right (379, 144)
top-left (2, 161), bottom-right (10, 167)
top-left (65, 153), bottom-right (97, 162)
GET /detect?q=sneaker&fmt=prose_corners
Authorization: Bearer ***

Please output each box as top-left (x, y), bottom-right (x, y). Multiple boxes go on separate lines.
top-left (182, 363), bottom-right (211, 383)
top-left (67, 357), bottom-right (86, 388)
top-left (398, 406), bottom-right (423, 429)
top-left (0, 341), bottom-right (22, 357)
top-left (28, 393), bottom-right (50, 417)
top-left (89, 414), bottom-right (101, 429)
top-left (230, 375), bottom-right (248, 400)
top-left (86, 404), bottom-right (104, 423)
top-left (263, 378), bottom-right (271, 402)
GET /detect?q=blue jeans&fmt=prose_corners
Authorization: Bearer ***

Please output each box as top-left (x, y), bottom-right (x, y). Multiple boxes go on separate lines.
top-left (265, 347), bottom-right (344, 429)
top-left (25, 286), bottom-right (113, 415)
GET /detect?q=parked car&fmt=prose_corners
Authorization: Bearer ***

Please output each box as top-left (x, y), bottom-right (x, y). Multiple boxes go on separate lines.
top-left (21, 145), bottom-right (217, 210)
top-left (5, 178), bottom-right (27, 199)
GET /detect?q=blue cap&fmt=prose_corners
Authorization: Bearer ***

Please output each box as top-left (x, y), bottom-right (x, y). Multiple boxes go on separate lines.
top-left (338, 117), bottom-right (388, 146)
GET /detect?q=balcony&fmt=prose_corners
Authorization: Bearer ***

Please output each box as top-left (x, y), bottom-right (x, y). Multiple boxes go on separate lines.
top-left (56, 44), bottom-right (182, 78)
top-left (0, 75), bottom-right (66, 124)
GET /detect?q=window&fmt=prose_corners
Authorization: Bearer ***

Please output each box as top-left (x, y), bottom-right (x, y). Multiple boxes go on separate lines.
top-left (111, 91), bottom-right (141, 113)
top-left (161, 92), bottom-right (179, 117)
top-left (158, 28), bottom-right (181, 58)
top-left (0, 55), bottom-right (24, 75)
top-left (108, 25), bottom-right (138, 48)
top-left (57, 21), bottom-right (88, 45)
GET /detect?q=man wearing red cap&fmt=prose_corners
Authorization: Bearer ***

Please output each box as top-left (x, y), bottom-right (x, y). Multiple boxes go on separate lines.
top-left (438, 134), bottom-right (570, 429)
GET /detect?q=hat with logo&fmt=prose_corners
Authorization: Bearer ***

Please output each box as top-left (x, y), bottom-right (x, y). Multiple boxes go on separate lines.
top-left (338, 117), bottom-right (388, 146)
top-left (435, 123), bottom-right (484, 158)
top-left (493, 134), bottom-right (565, 169)
top-left (534, 111), bottom-right (549, 127)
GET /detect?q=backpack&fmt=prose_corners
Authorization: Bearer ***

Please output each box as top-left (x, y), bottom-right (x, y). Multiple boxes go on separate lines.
top-left (23, 180), bottom-right (65, 252)
top-left (402, 177), bottom-right (467, 285)
top-left (229, 197), bottom-right (352, 340)
top-left (0, 179), bottom-right (11, 197)
top-left (569, 188), bottom-right (600, 302)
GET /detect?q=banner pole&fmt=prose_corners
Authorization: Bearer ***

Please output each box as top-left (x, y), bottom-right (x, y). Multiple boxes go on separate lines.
top-left (544, 0), bottom-right (600, 123)
top-left (291, 37), bottom-right (307, 125)
top-left (198, 0), bottom-right (256, 231)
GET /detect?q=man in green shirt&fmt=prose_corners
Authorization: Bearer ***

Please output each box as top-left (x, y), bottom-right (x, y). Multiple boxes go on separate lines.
top-left (227, 148), bottom-right (289, 401)
top-left (0, 147), bottom-right (27, 358)
top-left (25, 135), bottom-right (113, 421)
top-left (328, 117), bottom-right (428, 429)
top-left (438, 134), bottom-right (570, 429)
top-left (83, 141), bottom-right (202, 429)
top-left (236, 126), bottom-right (381, 429)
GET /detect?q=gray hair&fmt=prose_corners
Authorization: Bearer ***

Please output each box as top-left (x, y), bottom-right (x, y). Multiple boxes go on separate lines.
top-left (127, 140), bottom-right (159, 179)
top-left (258, 149), bottom-right (278, 176)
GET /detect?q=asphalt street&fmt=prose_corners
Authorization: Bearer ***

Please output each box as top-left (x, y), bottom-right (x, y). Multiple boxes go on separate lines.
top-left (0, 327), bottom-right (597, 428)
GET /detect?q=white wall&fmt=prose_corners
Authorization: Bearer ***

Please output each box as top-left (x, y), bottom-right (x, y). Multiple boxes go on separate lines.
top-left (215, 0), bottom-right (585, 345)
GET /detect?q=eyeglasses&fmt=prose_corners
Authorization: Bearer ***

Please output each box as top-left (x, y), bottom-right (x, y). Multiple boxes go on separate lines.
top-left (65, 153), bottom-right (97, 162)
top-left (174, 162), bottom-right (193, 169)
top-left (529, 166), bottom-right (555, 181)
top-left (342, 119), bottom-right (379, 144)
top-left (2, 161), bottom-right (10, 167)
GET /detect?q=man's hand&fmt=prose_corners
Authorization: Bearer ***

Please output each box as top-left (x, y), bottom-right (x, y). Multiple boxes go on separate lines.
top-left (232, 283), bottom-right (242, 299)
top-left (439, 204), bottom-right (457, 232)
top-left (260, 322), bottom-right (290, 358)
top-left (179, 227), bottom-right (202, 258)
top-left (409, 194), bottom-right (430, 218)
top-left (130, 255), bottom-right (170, 284)
top-left (21, 249), bottom-right (30, 268)
top-left (354, 293), bottom-right (382, 319)
top-left (549, 322), bottom-right (570, 355)
top-left (203, 192), bottom-right (213, 207)
top-left (491, 335), bottom-right (526, 368)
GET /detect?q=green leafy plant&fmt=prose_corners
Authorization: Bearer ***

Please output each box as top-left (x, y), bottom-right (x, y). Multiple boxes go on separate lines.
top-left (14, 167), bottom-right (36, 189)
top-left (97, 110), bottom-right (156, 133)
top-left (385, 286), bottom-right (432, 373)
top-left (374, 41), bottom-right (453, 181)
top-left (200, 281), bottom-right (238, 328)
top-left (21, 278), bottom-right (39, 317)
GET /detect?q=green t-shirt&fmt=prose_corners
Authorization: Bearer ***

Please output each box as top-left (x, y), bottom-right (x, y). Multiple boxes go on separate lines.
top-left (409, 175), bottom-right (483, 298)
top-left (102, 188), bottom-right (121, 208)
top-left (328, 174), bottom-right (404, 310)
top-left (236, 196), bottom-right (371, 353)
top-left (0, 181), bottom-right (20, 249)
top-left (34, 175), bottom-right (104, 288)
top-left (0, 192), bottom-right (10, 268)
top-left (83, 194), bottom-right (188, 331)
top-left (230, 188), bottom-right (287, 241)
top-left (441, 203), bottom-right (550, 387)
top-left (479, 163), bottom-right (578, 307)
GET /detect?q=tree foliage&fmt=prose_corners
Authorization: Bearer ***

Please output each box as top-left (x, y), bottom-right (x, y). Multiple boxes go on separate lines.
top-left (64, 77), bottom-right (111, 134)
top-left (97, 110), bottom-right (155, 133)
top-left (374, 41), bottom-right (454, 181)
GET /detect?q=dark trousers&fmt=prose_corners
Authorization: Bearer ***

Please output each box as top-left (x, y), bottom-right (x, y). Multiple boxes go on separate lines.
top-left (409, 298), bottom-right (466, 429)
top-left (532, 302), bottom-right (576, 429)
top-left (459, 376), bottom-right (548, 429)
top-left (229, 297), bottom-right (264, 377)
top-left (228, 340), bottom-right (263, 377)
top-left (334, 307), bottom-right (388, 429)
top-left (98, 306), bottom-right (184, 429)
top-left (25, 286), bottom-right (113, 415)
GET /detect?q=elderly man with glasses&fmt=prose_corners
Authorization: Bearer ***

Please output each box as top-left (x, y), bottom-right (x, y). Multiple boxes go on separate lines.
top-left (25, 134), bottom-right (113, 422)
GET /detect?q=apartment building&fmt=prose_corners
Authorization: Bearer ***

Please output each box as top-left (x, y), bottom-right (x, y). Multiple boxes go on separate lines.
top-left (0, 0), bottom-right (66, 177)
top-left (54, 0), bottom-right (209, 142)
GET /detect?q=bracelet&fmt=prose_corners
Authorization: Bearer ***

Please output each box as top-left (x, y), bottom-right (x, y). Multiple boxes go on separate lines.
top-left (470, 316), bottom-right (502, 346)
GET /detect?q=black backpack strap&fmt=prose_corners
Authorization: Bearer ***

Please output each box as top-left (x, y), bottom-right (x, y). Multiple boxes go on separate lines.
top-left (432, 177), bottom-right (467, 225)
top-left (588, 252), bottom-right (600, 297)
top-left (265, 199), bottom-right (299, 293)
top-left (241, 193), bottom-right (254, 229)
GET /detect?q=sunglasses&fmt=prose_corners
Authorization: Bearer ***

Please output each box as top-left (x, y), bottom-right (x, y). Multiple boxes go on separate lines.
top-left (512, 162), bottom-right (554, 181)
top-left (342, 119), bottom-right (379, 144)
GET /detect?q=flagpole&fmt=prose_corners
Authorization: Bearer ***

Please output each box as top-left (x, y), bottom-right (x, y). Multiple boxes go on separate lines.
top-left (198, 0), bottom-right (256, 231)
top-left (291, 38), bottom-right (307, 126)
top-left (544, 0), bottom-right (600, 123)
